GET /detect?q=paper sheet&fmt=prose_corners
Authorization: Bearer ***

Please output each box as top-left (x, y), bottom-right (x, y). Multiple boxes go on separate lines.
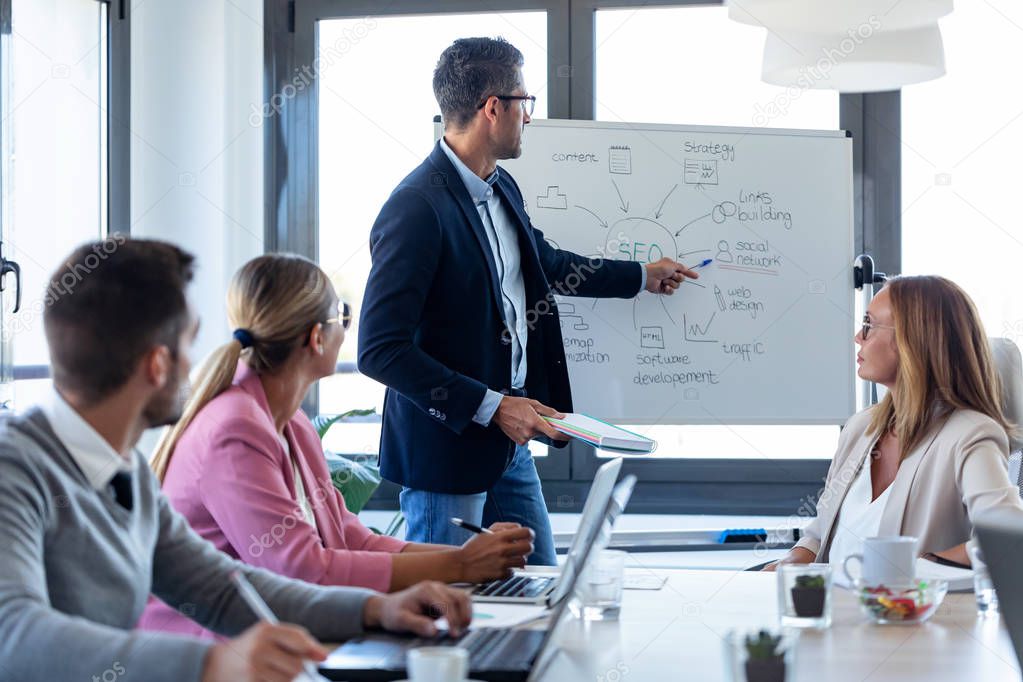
top-left (624, 574), bottom-right (668, 590)
top-left (435, 602), bottom-right (549, 631)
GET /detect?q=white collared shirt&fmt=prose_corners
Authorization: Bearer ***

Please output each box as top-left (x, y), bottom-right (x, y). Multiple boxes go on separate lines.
top-left (37, 385), bottom-right (134, 491)
top-left (439, 137), bottom-right (528, 386)
top-left (437, 137), bottom-right (646, 426)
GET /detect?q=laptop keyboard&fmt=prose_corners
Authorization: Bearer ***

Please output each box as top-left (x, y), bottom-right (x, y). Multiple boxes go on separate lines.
top-left (474, 574), bottom-right (555, 598)
top-left (383, 628), bottom-right (543, 670)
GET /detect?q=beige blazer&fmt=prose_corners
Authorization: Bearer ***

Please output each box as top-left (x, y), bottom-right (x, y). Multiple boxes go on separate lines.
top-left (796, 406), bottom-right (1023, 561)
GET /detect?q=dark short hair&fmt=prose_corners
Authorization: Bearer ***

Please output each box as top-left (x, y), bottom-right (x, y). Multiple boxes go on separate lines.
top-left (43, 237), bottom-right (196, 403)
top-left (433, 37), bottom-right (524, 129)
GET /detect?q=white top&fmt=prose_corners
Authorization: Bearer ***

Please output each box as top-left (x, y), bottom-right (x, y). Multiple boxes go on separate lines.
top-left (279, 433), bottom-right (317, 530)
top-left (828, 453), bottom-right (893, 570)
top-left (37, 385), bottom-right (134, 490)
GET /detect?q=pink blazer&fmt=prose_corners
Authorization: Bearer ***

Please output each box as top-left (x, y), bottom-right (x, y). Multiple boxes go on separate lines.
top-left (138, 363), bottom-right (407, 638)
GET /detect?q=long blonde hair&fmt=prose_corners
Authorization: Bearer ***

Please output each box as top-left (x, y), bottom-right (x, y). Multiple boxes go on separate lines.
top-left (867, 275), bottom-right (1013, 459)
top-left (151, 253), bottom-right (335, 481)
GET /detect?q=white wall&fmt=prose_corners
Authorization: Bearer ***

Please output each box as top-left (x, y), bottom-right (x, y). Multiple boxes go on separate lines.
top-left (131, 0), bottom-right (264, 364)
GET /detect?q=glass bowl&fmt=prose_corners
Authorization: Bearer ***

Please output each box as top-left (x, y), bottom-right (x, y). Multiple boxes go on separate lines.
top-left (856, 579), bottom-right (948, 625)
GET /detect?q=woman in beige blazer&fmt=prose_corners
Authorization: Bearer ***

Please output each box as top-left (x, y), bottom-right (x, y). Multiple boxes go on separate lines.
top-left (768, 275), bottom-right (1023, 570)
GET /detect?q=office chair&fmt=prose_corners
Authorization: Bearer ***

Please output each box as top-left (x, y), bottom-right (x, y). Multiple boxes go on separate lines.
top-left (989, 337), bottom-right (1023, 496)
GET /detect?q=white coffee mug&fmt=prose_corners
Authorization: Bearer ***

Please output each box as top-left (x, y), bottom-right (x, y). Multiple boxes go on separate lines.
top-left (843, 536), bottom-right (918, 586)
top-left (407, 646), bottom-right (468, 682)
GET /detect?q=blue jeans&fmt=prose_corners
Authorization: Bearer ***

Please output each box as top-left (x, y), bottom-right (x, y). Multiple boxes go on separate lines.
top-left (399, 444), bottom-right (557, 566)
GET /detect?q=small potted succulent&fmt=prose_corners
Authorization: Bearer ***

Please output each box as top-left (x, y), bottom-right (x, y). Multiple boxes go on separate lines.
top-left (789, 574), bottom-right (827, 618)
top-left (743, 630), bottom-right (787, 682)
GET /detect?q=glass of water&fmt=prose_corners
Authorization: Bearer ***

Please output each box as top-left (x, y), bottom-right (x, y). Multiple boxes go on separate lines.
top-left (777, 564), bottom-right (832, 629)
top-left (578, 549), bottom-right (626, 621)
top-left (968, 541), bottom-right (998, 616)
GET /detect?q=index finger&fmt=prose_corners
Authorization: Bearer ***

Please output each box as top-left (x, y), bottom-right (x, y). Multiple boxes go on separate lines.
top-left (534, 416), bottom-right (568, 441)
top-left (430, 584), bottom-right (472, 636)
top-left (678, 265), bottom-right (699, 279)
top-left (496, 526), bottom-right (535, 542)
top-left (530, 401), bottom-right (566, 420)
top-left (268, 624), bottom-right (328, 661)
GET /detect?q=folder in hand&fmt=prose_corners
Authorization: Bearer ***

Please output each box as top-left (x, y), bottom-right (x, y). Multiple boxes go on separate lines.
top-left (542, 413), bottom-right (657, 453)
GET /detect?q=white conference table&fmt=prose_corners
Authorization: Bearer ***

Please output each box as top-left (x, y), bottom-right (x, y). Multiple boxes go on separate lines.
top-left (531, 568), bottom-right (1021, 682)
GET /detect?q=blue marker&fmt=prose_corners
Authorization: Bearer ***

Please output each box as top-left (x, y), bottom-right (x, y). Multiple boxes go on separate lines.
top-left (692, 258), bottom-right (713, 269)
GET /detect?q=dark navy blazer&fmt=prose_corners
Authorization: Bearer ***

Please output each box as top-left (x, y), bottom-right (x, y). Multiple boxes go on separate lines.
top-left (358, 142), bottom-right (642, 494)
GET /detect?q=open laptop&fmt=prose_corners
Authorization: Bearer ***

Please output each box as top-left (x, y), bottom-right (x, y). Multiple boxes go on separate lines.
top-left (974, 512), bottom-right (1023, 669)
top-left (471, 457), bottom-right (624, 604)
top-left (320, 474), bottom-right (637, 682)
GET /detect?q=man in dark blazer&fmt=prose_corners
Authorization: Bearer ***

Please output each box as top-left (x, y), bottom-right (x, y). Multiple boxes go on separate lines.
top-left (359, 37), bottom-right (697, 565)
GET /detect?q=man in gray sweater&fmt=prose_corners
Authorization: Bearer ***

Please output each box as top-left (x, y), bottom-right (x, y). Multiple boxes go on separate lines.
top-left (0, 238), bottom-right (472, 682)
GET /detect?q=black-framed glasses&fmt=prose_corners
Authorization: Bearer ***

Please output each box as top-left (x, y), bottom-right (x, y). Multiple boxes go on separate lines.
top-left (861, 315), bottom-right (894, 340)
top-left (325, 300), bottom-right (352, 330)
top-left (477, 94), bottom-right (536, 117)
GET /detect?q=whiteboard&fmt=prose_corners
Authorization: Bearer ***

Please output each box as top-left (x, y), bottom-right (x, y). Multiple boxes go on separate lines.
top-left (435, 119), bottom-right (856, 425)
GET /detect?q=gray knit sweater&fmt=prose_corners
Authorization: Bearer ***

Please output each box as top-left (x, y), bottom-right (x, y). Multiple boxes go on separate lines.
top-left (0, 409), bottom-right (374, 682)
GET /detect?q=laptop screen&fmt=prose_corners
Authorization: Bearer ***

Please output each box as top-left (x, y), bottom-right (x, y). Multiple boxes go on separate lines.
top-left (547, 457), bottom-right (623, 606)
top-left (976, 514), bottom-right (1023, 670)
top-left (526, 475), bottom-right (637, 682)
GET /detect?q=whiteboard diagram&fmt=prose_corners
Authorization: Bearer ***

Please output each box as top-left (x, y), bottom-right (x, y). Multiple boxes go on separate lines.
top-left (435, 119), bottom-right (856, 425)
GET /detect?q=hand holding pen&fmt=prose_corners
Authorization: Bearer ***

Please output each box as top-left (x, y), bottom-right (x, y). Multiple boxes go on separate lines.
top-left (214, 571), bottom-right (329, 682)
top-left (644, 258), bottom-right (710, 295)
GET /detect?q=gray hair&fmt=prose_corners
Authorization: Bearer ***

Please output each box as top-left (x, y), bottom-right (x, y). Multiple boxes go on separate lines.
top-left (433, 37), bottom-right (524, 129)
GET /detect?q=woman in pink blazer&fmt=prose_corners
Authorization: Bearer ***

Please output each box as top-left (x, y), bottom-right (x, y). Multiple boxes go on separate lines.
top-left (140, 254), bottom-right (532, 638)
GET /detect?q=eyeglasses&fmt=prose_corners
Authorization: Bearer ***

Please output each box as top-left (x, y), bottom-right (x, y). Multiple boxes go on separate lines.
top-left (325, 300), bottom-right (352, 330)
top-left (477, 94), bottom-right (536, 117)
top-left (860, 315), bottom-right (894, 340)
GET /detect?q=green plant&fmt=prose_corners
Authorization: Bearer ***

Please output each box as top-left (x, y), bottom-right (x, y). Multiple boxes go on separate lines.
top-left (744, 630), bottom-right (784, 662)
top-left (312, 408), bottom-right (378, 439)
top-left (794, 574), bottom-right (826, 590)
top-left (316, 407), bottom-right (404, 535)
top-left (325, 454), bottom-right (381, 515)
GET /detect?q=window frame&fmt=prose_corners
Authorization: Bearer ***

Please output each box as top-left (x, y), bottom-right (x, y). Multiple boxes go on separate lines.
top-left (2, 0), bottom-right (129, 390)
top-left (275, 0), bottom-right (901, 514)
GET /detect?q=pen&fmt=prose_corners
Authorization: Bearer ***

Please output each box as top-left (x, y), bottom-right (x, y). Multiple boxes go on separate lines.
top-left (450, 517), bottom-right (494, 535)
top-left (231, 571), bottom-right (325, 682)
top-left (691, 258), bottom-right (713, 269)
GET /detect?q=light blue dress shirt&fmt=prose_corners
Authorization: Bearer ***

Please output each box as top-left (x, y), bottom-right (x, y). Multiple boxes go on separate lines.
top-left (439, 138), bottom-right (646, 427)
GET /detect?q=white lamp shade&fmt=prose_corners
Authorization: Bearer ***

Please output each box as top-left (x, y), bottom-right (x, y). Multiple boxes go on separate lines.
top-left (761, 23), bottom-right (946, 92)
top-left (728, 0), bottom-right (952, 33)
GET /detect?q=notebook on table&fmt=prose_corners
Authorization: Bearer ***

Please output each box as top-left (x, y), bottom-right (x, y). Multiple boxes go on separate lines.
top-left (542, 414), bottom-right (656, 453)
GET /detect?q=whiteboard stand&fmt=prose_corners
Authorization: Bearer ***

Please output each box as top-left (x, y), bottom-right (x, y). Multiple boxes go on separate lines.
top-left (853, 254), bottom-right (888, 408)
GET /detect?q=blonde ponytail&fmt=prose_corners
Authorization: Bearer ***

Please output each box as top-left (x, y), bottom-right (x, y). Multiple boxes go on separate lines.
top-left (149, 252), bottom-right (336, 482)
top-left (151, 338), bottom-right (244, 481)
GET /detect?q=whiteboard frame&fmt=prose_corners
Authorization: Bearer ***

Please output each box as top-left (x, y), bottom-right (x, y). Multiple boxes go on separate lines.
top-left (507, 116), bottom-right (853, 140)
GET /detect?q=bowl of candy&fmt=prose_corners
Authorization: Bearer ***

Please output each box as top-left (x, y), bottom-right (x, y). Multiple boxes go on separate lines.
top-left (857, 580), bottom-right (948, 625)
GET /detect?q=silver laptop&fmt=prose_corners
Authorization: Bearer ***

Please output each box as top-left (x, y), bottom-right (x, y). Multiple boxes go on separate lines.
top-left (471, 457), bottom-right (624, 604)
top-left (320, 474), bottom-right (637, 682)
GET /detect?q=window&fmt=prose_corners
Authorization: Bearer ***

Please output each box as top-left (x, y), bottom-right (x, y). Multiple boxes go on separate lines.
top-left (901, 3), bottom-right (1023, 345)
top-left (314, 11), bottom-right (549, 456)
top-left (1, 0), bottom-right (110, 408)
top-left (595, 5), bottom-right (841, 459)
top-left (280, 1), bottom-right (871, 512)
top-left (595, 6), bottom-right (839, 130)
